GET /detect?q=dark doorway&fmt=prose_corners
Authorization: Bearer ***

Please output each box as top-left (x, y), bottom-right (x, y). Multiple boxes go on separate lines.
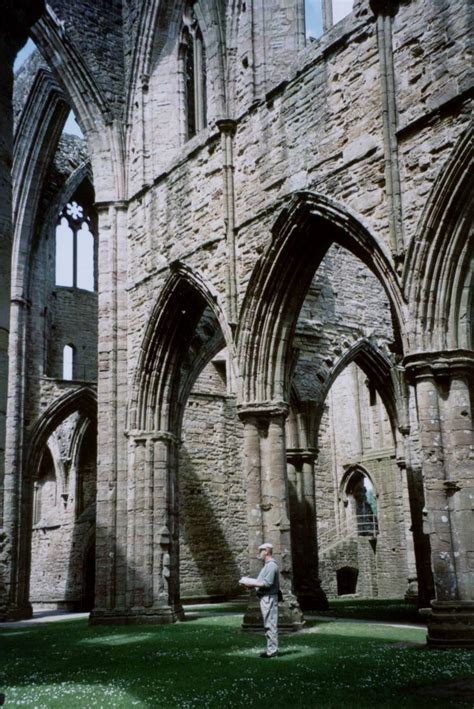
top-left (337, 566), bottom-right (358, 595)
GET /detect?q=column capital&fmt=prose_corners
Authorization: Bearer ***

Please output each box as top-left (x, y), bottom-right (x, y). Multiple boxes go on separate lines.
top-left (216, 118), bottom-right (237, 136)
top-left (369, 0), bottom-right (400, 18)
top-left (286, 448), bottom-right (319, 465)
top-left (237, 400), bottom-right (289, 421)
top-left (125, 429), bottom-right (178, 445)
top-left (403, 349), bottom-right (474, 382)
top-left (95, 199), bottom-right (128, 212)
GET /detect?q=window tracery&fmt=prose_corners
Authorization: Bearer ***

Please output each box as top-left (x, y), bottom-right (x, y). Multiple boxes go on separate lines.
top-left (55, 200), bottom-right (95, 291)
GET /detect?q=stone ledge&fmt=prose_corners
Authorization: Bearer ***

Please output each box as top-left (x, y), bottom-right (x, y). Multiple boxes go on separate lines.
top-left (89, 605), bottom-right (184, 626)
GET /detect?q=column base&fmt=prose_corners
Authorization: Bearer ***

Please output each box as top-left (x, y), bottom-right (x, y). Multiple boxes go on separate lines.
top-left (421, 601), bottom-right (474, 648)
top-left (297, 587), bottom-right (329, 611)
top-left (242, 593), bottom-right (305, 632)
top-left (89, 604), bottom-right (184, 626)
top-left (0, 602), bottom-right (33, 622)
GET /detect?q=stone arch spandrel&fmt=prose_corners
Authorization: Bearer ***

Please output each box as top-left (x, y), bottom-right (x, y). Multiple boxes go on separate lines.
top-left (403, 127), bottom-right (473, 352)
top-left (26, 386), bottom-right (97, 478)
top-left (129, 264), bottom-right (236, 435)
top-left (237, 192), bottom-right (407, 406)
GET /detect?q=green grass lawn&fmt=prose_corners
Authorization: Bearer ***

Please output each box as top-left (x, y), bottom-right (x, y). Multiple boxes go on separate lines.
top-left (1, 607), bottom-right (473, 708)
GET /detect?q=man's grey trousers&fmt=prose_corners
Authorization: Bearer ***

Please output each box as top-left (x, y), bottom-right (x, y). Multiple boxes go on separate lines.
top-left (260, 594), bottom-right (279, 655)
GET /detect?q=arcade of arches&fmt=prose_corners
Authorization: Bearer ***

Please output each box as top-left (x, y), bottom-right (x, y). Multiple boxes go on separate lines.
top-left (0, 0), bottom-right (472, 649)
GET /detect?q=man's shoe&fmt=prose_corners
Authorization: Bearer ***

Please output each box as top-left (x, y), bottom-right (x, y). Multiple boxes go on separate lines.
top-left (259, 651), bottom-right (278, 658)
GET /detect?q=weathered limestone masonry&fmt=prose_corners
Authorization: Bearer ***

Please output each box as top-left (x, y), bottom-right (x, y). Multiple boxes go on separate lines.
top-left (1, 0), bottom-right (472, 648)
top-left (0, 0), bottom-right (45, 621)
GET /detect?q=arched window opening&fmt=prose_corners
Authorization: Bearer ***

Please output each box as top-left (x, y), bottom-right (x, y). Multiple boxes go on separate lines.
top-left (76, 221), bottom-right (94, 291)
top-left (180, 6), bottom-right (207, 141)
top-left (55, 217), bottom-right (74, 286)
top-left (345, 470), bottom-right (378, 538)
top-left (55, 200), bottom-right (95, 291)
top-left (304, 0), bottom-right (353, 41)
top-left (63, 344), bottom-right (74, 380)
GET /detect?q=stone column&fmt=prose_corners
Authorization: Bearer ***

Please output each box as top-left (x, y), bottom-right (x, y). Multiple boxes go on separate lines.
top-left (405, 350), bottom-right (474, 647)
top-left (0, 35), bottom-right (23, 621)
top-left (370, 0), bottom-right (404, 259)
top-left (89, 201), bottom-right (128, 623)
top-left (216, 119), bottom-right (238, 325)
top-left (288, 451), bottom-right (328, 610)
top-left (239, 405), bottom-right (304, 631)
top-left (0, 0), bottom-right (45, 622)
top-left (91, 430), bottom-right (183, 624)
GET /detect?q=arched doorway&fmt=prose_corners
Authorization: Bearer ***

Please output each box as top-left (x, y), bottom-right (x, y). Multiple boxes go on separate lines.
top-left (237, 192), bottom-right (425, 613)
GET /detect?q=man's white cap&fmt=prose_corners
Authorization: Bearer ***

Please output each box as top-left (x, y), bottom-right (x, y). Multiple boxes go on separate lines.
top-left (259, 542), bottom-right (273, 551)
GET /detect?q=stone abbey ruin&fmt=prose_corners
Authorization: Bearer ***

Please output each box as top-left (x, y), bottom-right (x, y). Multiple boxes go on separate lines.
top-left (0, 0), bottom-right (472, 648)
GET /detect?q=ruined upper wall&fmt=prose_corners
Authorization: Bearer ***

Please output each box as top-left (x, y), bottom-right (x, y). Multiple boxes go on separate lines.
top-left (42, 0), bottom-right (125, 120)
top-left (13, 49), bottom-right (50, 128)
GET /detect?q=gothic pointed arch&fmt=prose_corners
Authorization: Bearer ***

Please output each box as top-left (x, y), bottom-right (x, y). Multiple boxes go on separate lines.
top-left (125, 0), bottom-right (170, 122)
top-left (30, 5), bottom-right (113, 133)
top-left (339, 463), bottom-right (377, 498)
top-left (237, 192), bottom-right (406, 406)
top-left (129, 264), bottom-right (235, 435)
top-left (318, 338), bottom-right (398, 444)
top-left (12, 65), bottom-right (69, 293)
top-left (26, 386), bottom-right (97, 478)
top-left (403, 127), bottom-right (473, 352)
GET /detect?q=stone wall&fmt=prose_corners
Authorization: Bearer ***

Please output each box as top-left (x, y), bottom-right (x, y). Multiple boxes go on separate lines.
top-left (179, 360), bottom-right (246, 600)
top-left (29, 415), bottom-right (96, 609)
top-left (2, 0), bottom-right (471, 634)
top-left (316, 362), bottom-right (409, 598)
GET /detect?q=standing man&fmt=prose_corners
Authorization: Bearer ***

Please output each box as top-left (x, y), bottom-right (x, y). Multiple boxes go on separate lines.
top-left (239, 542), bottom-right (280, 658)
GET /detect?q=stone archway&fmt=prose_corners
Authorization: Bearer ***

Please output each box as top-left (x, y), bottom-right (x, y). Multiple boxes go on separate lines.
top-left (91, 265), bottom-right (235, 624)
top-left (236, 193), bottom-right (407, 624)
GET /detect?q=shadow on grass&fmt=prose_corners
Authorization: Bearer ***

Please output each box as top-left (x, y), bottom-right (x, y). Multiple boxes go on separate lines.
top-left (319, 598), bottom-right (425, 625)
top-left (1, 614), bottom-right (471, 708)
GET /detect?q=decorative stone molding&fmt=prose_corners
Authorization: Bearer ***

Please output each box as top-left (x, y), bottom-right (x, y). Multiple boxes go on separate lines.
top-left (237, 401), bottom-right (290, 420)
top-left (404, 349), bottom-right (474, 382)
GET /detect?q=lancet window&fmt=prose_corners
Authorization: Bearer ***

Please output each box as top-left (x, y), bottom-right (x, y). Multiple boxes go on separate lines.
top-left (179, 5), bottom-right (207, 140)
top-left (63, 344), bottom-right (75, 381)
top-left (345, 469), bottom-right (379, 538)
